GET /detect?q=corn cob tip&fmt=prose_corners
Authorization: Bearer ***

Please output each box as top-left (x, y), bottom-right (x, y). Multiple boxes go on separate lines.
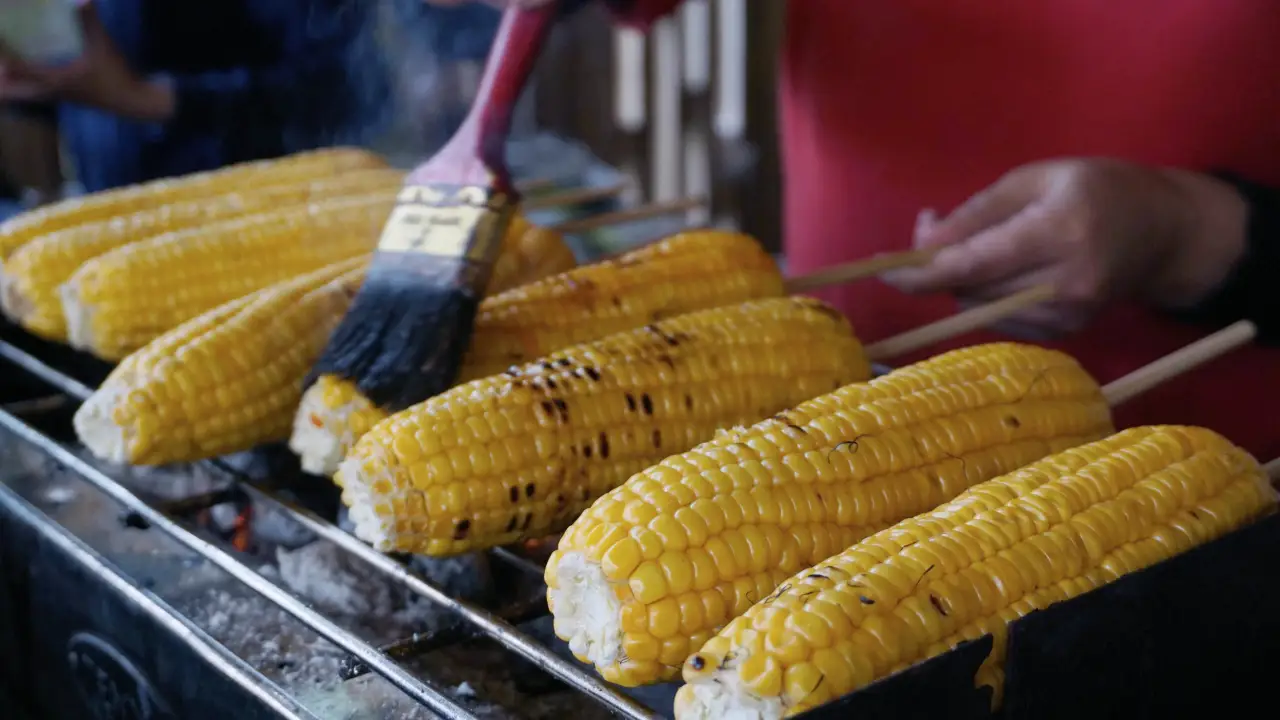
top-left (546, 551), bottom-right (627, 672)
top-left (74, 384), bottom-right (131, 464)
top-left (673, 671), bottom-right (781, 720)
top-left (289, 375), bottom-right (384, 476)
top-left (334, 452), bottom-right (398, 551)
top-left (59, 279), bottom-right (94, 351)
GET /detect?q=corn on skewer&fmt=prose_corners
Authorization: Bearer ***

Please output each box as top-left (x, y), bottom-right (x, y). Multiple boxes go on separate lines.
top-left (72, 218), bottom-right (577, 466)
top-left (546, 322), bottom-right (1254, 686)
top-left (673, 426), bottom-right (1278, 719)
top-left (291, 230), bottom-right (784, 476)
top-left (59, 193), bottom-right (398, 361)
top-left (0, 169), bottom-right (405, 342)
top-left (0, 146), bottom-right (386, 260)
top-left (333, 296), bottom-right (871, 557)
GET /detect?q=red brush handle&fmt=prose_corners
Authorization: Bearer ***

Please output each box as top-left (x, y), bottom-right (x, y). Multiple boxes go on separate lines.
top-left (414, 3), bottom-right (560, 194)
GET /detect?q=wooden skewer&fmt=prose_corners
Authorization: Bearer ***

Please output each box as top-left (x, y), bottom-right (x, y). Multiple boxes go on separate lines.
top-left (522, 182), bottom-right (629, 210)
top-left (550, 196), bottom-right (708, 233)
top-left (1263, 458), bottom-right (1280, 484)
top-left (1101, 320), bottom-right (1256, 407)
top-left (864, 285), bottom-right (1056, 360)
top-left (783, 249), bottom-right (939, 294)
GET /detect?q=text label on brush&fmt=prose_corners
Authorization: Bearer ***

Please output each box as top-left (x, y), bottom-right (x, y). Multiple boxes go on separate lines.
top-left (377, 185), bottom-right (514, 263)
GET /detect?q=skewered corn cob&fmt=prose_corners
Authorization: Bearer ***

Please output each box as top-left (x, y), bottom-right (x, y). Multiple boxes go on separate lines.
top-left (77, 217), bottom-right (576, 466)
top-left (0, 169), bottom-right (404, 341)
top-left (74, 258), bottom-right (365, 465)
top-left (60, 193), bottom-right (395, 360)
top-left (546, 343), bottom-right (1114, 686)
top-left (335, 296), bottom-right (868, 556)
top-left (292, 230), bottom-right (783, 476)
top-left (674, 426), bottom-right (1277, 719)
top-left (288, 215), bottom-right (579, 475)
top-left (0, 146), bottom-right (385, 259)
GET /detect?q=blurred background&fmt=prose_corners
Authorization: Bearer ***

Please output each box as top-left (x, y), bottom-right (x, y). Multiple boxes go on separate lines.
top-left (0, 0), bottom-right (786, 254)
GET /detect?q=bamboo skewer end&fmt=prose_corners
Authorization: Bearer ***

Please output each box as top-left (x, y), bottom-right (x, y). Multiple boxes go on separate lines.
top-left (1101, 320), bottom-right (1256, 407)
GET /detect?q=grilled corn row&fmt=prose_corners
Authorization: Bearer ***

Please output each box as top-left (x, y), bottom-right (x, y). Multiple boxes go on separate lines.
top-left (0, 169), bottom-right (404, 342)
top-left (78, 218), bottom-right (575, 466)
top-left (334, 296), bottom-right (868, 557)
top-left (674, 426), bottom-right (1277, 719)
top-left (292, 230), bottom-right (782, 476)
top-left (74, 258), bottom-right (366, 465)
top-left (0, 146), bottom-right (385, 259)
top-left (61, 193), bottom-right (395, 361)
top-left (546, 343), bottom-right (1114, 686)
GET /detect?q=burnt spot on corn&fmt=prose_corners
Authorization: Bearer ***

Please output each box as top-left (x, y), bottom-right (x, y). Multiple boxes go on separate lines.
top-left (645, 324), bottom-right (682, 346)
top-left (625, 393), bottom-right (638, 412)
top-left (806, 573), bottom-right (828, 581)
top-left (583, 367), bottom-right (601, 381)
top-left (545, 377), bottom-right (558, 390)
top-left (657, 354), bottom-right (675, 368)
top-left (525, 483), bottom-right (536, 498)
top-left (929, 594), bottom-right (948, 617)
top-left (583, 443), bottom-right (593, 459)
top-left (509, 486), bottom-right (519, 503)
top-left (641, 393), bottom-right (654, 415)
top-left (599, 432), bottom-right (610, 459)
top-left (689, 655), bottom-right (706, 671)
top-left (652, 429), bottom-right (662, 448)
top-left (1004, 415), bottom-right (1021, 428)
top-left (557, 358), bottom-right (572, 367)
top-left (453, 519), bottom-right (471, 540)
top-left (521, 513), bottom-right (534, 531)
top-left (859, 595), bottom-right (875, 605)
top-left (684, 394), bottom-right (693, 410)
top-left (579, 487), bottom-right (590, 501)
top-left (506, 515), bottom-right (518, 532)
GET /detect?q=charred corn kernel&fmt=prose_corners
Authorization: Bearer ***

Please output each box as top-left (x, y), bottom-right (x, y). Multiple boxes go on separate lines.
top-left (61, 193), bottom-right (394, 360)
top-left (288, 218), bottom-right (579, 475)
top-left (675, 426), bottom-right (1276, 718)
top-left (335, 296), bottom-right (868, 557)
top-left (547, 343), bottom-right (1115, 686)
top-left (292, 229), bottom-right (781, 476)
top-left (73, 258), bottom-right (365, 465)
top-left (0, 147), bottom-right (385, 259)
top-left (0, 169), bottom-right (402, 342)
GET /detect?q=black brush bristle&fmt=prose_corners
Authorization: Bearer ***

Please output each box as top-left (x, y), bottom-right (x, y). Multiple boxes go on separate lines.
top-left (309, 252), bottom-right (483, 410)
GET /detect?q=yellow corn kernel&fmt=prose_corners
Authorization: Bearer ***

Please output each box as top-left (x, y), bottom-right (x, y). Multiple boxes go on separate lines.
top-left (73, 258), bottom-right (366, 465)
top-left (335, 296), bottom-right (868, 558)
top-left (60, 193), bottom-right (394, 360)
top-left (0, 146), bottom-right (385, 259)
top-left (0, 169), bottom-right (402, 342)
top-left (291, 229), bottom-right (783, 476)
top-left (547, 343), bottom-right (1114, 686)
top-left (675, 426), bottom-right (1276, 718)
top-left (288, 217), bottom-right (579, 475)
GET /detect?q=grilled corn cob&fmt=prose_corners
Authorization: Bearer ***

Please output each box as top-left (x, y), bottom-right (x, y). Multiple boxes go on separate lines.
top-left (78, 218), bottom-right (575, 466)
top-left (0, 169), bottom-right (404, 341)
top-left (61, 193), bottom-right (395, 360)
top-left (674, 426), bottom-right (1277, 719)
top-left (0, 146), bottom-right (385, 259)
top-left (546, 343), bottom-right (1114, 686)
top-left (292, 230), bottom-right (782, 476)
top-left (335, 296), bottom-right (868, 556)
top-left (74, 258), bottom-right (366, 465)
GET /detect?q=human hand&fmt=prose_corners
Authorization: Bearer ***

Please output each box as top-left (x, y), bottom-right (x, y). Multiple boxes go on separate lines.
top-left (882, 158), bottom-right (1249, 338)
top-left (0, 4), bottom-right (172, 120)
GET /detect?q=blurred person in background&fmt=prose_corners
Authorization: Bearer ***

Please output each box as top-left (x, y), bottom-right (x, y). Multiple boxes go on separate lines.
top-left (0, 0), bottom-right (390, 193)
top-left (431, 0), bottom-right (1280, 459)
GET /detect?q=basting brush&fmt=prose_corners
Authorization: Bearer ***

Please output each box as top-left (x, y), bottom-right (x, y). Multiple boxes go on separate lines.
top-left (308, 3), bottom-right (560, 411)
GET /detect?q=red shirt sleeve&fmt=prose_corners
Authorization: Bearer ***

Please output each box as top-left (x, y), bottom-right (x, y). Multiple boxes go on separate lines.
top-left (608, 0), bottom-right (684, 29)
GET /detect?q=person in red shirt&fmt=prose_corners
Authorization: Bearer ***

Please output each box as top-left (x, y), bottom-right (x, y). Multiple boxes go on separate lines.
top-left (433, 0), bottom-right (1280, 460)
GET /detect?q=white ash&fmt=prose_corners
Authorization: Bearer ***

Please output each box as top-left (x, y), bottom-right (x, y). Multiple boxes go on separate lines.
top-left (41, 484), bottom-right (76, 505)
top-left (209, 500), bottom-right (315, 549)
top-left (107, 458), bottom-right (229, 500)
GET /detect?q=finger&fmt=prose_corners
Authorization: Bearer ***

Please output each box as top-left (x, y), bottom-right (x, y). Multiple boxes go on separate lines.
top-left (883, 211), bottom-right (1053, 294)
top-left (916, 168), bottom-right (1045, 250)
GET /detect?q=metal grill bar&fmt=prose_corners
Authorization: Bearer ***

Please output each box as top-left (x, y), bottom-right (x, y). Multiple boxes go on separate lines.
top-left (0, 339), bottom-right (663, 719)
top-left (0, 407), bottom-right (479, 720)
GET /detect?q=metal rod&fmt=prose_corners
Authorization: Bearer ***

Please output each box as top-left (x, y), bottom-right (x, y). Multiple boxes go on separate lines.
top-left (0, 409), bottom-right (478, 720)
top-left (340, 595), bottom-right (549, 681)
top-left (0, 341), bottom-right (660, 719)
top-left (236, 483), bottom-right (661, 720)
top-left (0, 342), bottom-right (94, 398)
